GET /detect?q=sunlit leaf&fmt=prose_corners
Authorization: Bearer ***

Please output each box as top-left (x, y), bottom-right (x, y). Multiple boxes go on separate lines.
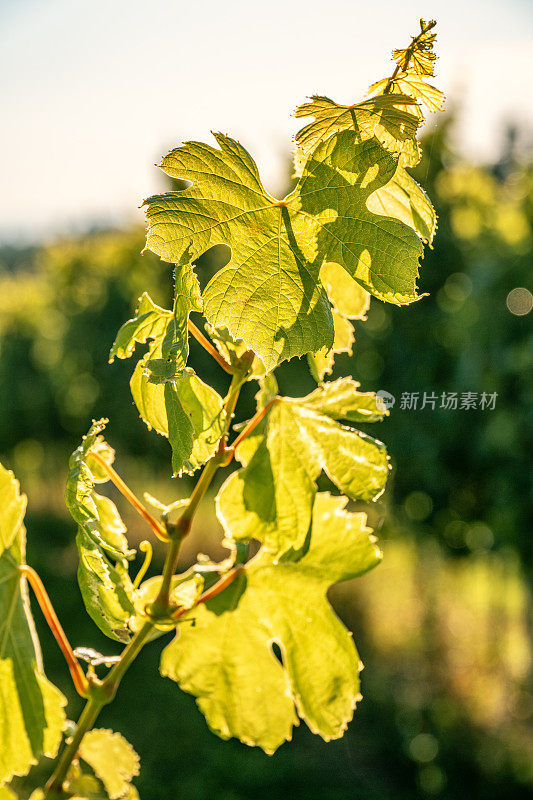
top-left (64, 761), bottom-right (141, 800)
top-left (369, 72), bottom-right (444, 120)
top-left (0, 464), bottom-right (26, 559)
top-left (164, 372), bottom-right (226, 477)
top-left (0, 466), bottom-right (66, 783)
top-left (112, 286), bottom-right (226, 475)
top-left (293, 92), bottom-right (420, 174)
top-left (144, 127), bottom-right (425, 369)
top-left (109, 292), bottom-right (172, 362)
top-left (368, 167), bottom-right (437, 244)
top-left (392, 19), bottom-right (438, 77)
top-left (78, 729), bottom-right (140, 800)
top-left (218, 379), bottom-right (389, 555)
top-left (66, 421), bottom-right (135, 642)
top-left (368, 20), bottom-right (443, 123)
top-left (161, 493), bottom-right (381, 753)
top-left (110, 263), bottom-right (201, 370)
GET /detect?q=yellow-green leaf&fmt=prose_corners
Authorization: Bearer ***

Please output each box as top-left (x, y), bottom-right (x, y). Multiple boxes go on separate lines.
top-left (161, 493), bottom-right (381, 753)
top-left (293, 92), bottom-right (420, 175)
top-left (0, 467), bottom-right (66, 783)
top-left (66, 421), bottom-right (135, 642)
top-left (78, 729), bottom-right (140, 800)
top-left (217, 379), bottom-right (389, 555)
top-left (144, 128), bottom-right (426, 369)
top-left (0, 464), bottom-right (26, 559)
top-left (307, 263), bottom-right (370, 381)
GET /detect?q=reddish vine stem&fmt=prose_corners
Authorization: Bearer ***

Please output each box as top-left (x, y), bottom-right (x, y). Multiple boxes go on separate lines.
top-left (89, 451), bottom-right (167, 541)
top-left (187, 319), bottom-right (233, 373)
top-left (171, 566), bottom-right (244, 620)
top-left (225, 396), bottom-right (278, 462)
top-left (19, 565), bottom-right (89, 698)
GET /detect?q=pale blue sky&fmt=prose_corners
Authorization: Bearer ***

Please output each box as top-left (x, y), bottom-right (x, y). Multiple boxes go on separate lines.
top-left (1, 0), bottom-right (532, 242)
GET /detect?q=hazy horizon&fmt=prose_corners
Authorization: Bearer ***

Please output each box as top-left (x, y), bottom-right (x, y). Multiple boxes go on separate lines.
top-left (2, 0), bottom-right (532, 245)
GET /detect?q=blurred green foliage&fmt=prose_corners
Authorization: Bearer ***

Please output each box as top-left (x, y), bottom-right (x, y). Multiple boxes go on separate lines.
top-left (0, 118), bottom-right (531, 799)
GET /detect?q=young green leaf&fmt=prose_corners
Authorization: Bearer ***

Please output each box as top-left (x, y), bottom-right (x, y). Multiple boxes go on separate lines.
top-left (0, 463), bottom-right (26, 558)
top-left (78, 729), bottom-right (140, 800)
top-left (63, 762), bottom-right (140, 800)
top-left (66, 420), bottom-right (135, 642)
top-left (108, 292), bottom-right (173, 362)
top-left (161, 493), bottom-right (381, 753)
top-left (368, 19), bottom-right (444, 121)
top-left (111, 286), bottom-right (226, 476)
top-left (392, 18), bottom-right (438, 77)
top-left (0, 465), bottom-right (66, 783)
top-left (218, 378), bottom-right (389, 555)
top-left (164, 373), bottom-right (226, 477)
top-left (293, 92), bottom-right (420, 175)
top-left (144, 127), bottom-right (425, 369)
top-left (109, 263), bottom-right (201, 370)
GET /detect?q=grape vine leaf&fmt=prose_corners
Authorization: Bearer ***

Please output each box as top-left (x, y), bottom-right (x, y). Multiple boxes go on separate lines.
top-left (0, 464), bottom-right (66, 783)
top-left (144, 126), bottom-right (425, 370)
top-left (161, 492), bottom-right (381, 753)
top-left (294, 98), bottom-right (436, 245)
top-left (307, 262), bottom-right (370, 381)
top-left (294, 20), bottom-right (442, 249)
top-left (78, 729), bottom-right (140, 800)
top-left (0, 461), bottom-right (26, 558)
top-left (66, 420), bottom-right (136, 642)
top-left (368, 18), bottom-right (444, 121)
top-left (0, 786), bottom-right (17, 799)
top-left (63, 763), bottom-right (140, 800)
top-left (293, 92), bottom-right (420, 174)
top-left (217, 378), bottom-right (389, 555)
top-left (367, 168), bottom-right (437, 245)
top-left (392, 18), bottom-right (438, 77)
top-left (110, 282), bottom-right (226, 476)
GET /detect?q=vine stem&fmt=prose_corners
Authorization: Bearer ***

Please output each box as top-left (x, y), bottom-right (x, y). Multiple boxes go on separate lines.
top-left (223, 396), bottom-right (278, 464)
top-left (19, 565), bottom-right (89, 698)
top-left (171, 566), bottom-right (244, 620)
top-left (44, 367), bottom-right (250, 797)
top-left (89, 451), bottom-right (168, 542)
top-left (187, 319), bottom-right (232, 373)
top-left (44, 695), bottom-right (104, 798)
top-left (151, 369), bottom-right (246, 614)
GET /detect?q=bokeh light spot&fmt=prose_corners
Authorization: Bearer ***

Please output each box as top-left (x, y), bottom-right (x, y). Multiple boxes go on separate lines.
top-left (506, 287), bottom-right (532, 316)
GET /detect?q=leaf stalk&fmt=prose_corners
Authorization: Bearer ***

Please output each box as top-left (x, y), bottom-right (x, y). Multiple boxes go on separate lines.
top-left (89, 451), bottom-right (168, 541)
top-left (187, 319), bottom-right (233, 373)
top-left (19, 565), bottom-right (89, 698)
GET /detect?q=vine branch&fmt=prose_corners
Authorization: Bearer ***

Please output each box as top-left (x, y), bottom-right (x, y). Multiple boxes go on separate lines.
top-left (45, 361), bottom-right (252, 797)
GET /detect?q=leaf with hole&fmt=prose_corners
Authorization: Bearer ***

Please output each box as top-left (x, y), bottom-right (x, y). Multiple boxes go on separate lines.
top-left (161, 493), bottom-right (381, 753)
